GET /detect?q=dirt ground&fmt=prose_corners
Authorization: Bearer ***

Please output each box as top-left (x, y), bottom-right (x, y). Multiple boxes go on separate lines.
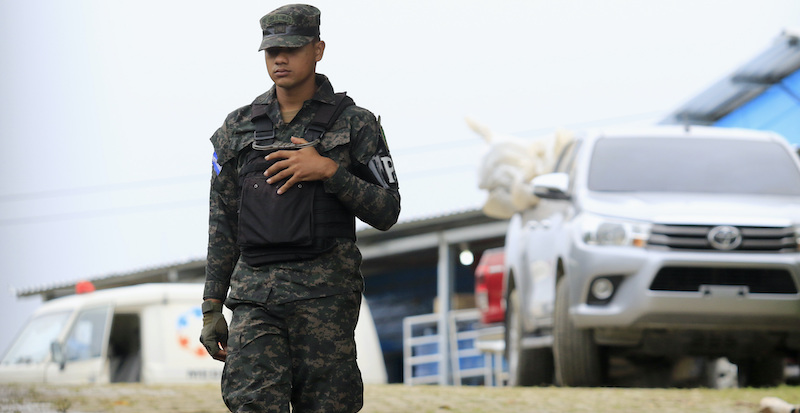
top-left (1, 383), bottom-right (798, 413)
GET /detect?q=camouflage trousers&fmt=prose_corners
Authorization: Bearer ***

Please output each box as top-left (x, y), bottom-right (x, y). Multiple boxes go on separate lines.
top-left (222, 292), bottom-right (364, 412)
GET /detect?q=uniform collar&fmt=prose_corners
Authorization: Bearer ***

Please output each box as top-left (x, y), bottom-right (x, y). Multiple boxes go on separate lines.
top-left (253, 73), bottom-right (337, 107)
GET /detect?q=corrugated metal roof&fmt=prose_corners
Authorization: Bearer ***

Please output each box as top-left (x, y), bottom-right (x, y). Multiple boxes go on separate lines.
top-left (17, 207), bottom-right (501, 299)
top-left (357, 207), bottom-right (492, 241)
top-left (661, 28), bottom-right (800, 125)
top-left (15, 257), bottom-right (206, 299)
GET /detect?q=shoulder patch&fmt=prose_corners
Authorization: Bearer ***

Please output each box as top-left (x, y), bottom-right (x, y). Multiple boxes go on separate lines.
top-left (212, 151), bottom-right (222, 175)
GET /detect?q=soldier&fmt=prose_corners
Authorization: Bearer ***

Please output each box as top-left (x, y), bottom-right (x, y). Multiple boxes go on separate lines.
top-left (199, 4), bottom-right (400, 412)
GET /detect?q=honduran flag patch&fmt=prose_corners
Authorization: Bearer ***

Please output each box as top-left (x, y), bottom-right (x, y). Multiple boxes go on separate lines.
top-left (212, 151), bottom-right (221, 175)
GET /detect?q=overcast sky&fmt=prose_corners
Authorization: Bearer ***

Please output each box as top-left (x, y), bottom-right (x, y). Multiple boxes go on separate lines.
top-left (0, 0), bottom-right (798, 356)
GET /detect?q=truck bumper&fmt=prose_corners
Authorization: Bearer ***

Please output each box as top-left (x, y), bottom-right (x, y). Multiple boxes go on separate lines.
top-left (566, 243), bottom-right (800, 332)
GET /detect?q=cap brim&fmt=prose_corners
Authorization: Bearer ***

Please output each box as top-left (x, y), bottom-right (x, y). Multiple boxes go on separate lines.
top-left (259, 35), bottom-right (314, 51)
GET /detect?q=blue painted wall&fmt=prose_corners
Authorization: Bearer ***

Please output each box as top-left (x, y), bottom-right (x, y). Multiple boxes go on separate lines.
top-left (364, 262), bottom-right (476, 383)
top-left (715, 68), bottom-right (800, 146)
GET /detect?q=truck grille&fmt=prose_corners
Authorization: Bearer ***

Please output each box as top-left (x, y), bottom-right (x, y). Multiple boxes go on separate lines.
top-left (650, 267), bottom-right (798, 294)
top-left (648, 224), bottom-right (797, 252)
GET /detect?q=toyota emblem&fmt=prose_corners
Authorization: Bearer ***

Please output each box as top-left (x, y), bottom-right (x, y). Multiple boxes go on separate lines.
top-left (707, 226), bottom-right (742, 250)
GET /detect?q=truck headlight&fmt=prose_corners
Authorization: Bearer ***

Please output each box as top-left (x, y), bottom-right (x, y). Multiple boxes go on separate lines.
top-left (580, 213), bottom-right (651, 247)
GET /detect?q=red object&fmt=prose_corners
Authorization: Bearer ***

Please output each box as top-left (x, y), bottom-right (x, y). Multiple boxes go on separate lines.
top-left (474, 248), bottom-right (505, 324)
top-left (75, 280), bottom-right (96, 294)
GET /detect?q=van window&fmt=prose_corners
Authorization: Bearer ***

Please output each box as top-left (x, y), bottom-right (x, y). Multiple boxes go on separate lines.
top-left (108, 313), bottom-right (141, 382)
top-left (1, 311), bottom-right (71, 365)
top-left (65, 307), bottom-right (110, 362)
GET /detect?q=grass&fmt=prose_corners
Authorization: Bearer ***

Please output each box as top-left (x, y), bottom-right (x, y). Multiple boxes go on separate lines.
top-left (364, 384), bottom-right (799, 413)
top-left (0, 383), bottom-right (796, 412)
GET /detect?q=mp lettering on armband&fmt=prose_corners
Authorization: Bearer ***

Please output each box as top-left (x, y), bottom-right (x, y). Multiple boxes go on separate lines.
top-left (367, 154), bottom-right (397, 189)
top-left (212, 152), bottom-right (221, 175)
top-left (380, 155), bottom-right (397, 184)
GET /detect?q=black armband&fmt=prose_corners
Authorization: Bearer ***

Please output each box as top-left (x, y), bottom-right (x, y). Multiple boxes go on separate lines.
top-left (367, 154), bottom-right (398, 189)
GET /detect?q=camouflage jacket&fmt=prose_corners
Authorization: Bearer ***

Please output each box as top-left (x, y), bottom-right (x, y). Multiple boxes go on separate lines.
top-left (204, 74), bottom-right (401, 304)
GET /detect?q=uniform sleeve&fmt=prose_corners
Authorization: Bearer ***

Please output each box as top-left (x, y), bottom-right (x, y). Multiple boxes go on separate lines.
top-left (324, 115), bottom-right (401, 231)
top-left (203, 130), bottom-right (241, 301)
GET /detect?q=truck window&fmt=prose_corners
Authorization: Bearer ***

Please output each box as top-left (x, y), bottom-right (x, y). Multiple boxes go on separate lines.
top-left (554, 140), bottom-right (578, 174)
top-left (65, 307), bottom-right (110, 362)
top-left (588, 137), bottom-right (800, 195)
top-left (1, 311), bottom-right (71, 365)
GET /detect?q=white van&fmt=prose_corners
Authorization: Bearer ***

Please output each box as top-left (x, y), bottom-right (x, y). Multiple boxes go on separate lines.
top-left (0, 283), bottom-right (387, 384)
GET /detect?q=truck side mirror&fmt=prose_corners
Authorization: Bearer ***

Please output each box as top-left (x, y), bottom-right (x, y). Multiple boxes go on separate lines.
top-left (532, 172), bottom-right (571, 200)
top-left (51, 341), bottom-right (66, 371)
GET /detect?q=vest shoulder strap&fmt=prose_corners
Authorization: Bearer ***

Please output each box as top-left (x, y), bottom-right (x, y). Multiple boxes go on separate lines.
top-left (251, 92), bottom-right (355, 146)
top-left (305, 93), bottom-right (355, 142)
top-left (251, 104), bottom-right (274, 146)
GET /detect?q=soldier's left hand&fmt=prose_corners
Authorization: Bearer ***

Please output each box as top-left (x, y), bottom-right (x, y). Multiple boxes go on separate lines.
top-left (264, 137), bottom-right (339, 194)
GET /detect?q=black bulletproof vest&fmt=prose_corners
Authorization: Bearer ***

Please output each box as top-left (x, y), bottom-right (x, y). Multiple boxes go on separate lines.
top-left (236, 93), bottom-right (356, 267)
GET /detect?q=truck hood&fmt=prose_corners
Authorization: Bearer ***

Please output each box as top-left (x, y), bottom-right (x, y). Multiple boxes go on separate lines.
top-left (581, 192), bottom-right (800, 227)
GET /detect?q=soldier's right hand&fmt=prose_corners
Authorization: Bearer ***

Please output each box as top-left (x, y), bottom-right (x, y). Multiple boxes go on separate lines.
top-left (199, 300), bottom-right (228, 362)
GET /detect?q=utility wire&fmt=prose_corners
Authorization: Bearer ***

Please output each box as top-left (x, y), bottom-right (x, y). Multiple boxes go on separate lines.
top-left (0, 111), bottom-right (667, 203)
top-left (0, 174), bottom-right (208, 203)
top-left (0, 110), bottom-right (669, 224)
top-left (0, 199), bottom-right (206, 227)
top-left (0, 164), bottom-right (478, 226)
top-left (399, 164), bottom-right (477, 180)
top-left (390, 110), bottom-right (666, 155)
top-left (512, 110), bottom-right (667, 137)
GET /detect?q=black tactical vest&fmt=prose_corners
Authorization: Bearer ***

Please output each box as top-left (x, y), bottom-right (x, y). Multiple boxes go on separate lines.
top-left (237, 93), bottom-right (356, 266)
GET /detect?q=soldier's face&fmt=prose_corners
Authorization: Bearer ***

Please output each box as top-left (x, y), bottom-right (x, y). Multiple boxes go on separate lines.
top-left (265, 40), bottom-right (324, 91)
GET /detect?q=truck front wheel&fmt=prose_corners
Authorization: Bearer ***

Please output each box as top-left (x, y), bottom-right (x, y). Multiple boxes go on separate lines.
top-left (738, 356), bottom-right (785, 387)
top-left (554, 277), bottom-right (605, 386)
top-left (505, 286), bottom-right (554, 386)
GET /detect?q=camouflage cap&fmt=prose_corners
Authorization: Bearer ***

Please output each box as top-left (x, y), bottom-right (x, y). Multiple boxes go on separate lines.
top-left (258, 4), bottom-right (321, 51)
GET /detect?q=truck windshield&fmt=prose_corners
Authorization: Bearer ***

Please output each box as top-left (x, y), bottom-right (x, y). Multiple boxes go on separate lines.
top-left (1, 311), bottom-right (71, 365)
top-left (588, 137), bottom-right (800, 195)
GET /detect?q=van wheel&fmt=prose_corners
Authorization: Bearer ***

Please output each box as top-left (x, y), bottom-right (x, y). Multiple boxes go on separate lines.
top-left (554, 277), bottom-right (604, 386)
top-left (505, 286), bottom-right (554, 386)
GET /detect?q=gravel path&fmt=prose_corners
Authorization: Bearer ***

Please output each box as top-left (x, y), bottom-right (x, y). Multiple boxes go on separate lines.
top-left (1, 383), bottom-right (797, 413)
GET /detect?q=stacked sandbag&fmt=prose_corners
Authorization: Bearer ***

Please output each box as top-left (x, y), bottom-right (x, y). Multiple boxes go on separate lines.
top-left (468, 118), bottom-right (573, 219)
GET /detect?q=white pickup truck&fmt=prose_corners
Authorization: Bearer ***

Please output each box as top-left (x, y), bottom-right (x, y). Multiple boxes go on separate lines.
top-left (503, 126), bottom-right (800, 387)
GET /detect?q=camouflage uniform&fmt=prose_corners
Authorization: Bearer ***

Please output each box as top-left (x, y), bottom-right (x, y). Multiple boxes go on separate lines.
top-left (203, 8), bottom-right (400, 407)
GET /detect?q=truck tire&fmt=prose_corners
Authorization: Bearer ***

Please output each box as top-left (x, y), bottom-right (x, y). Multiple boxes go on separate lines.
top-left (553, 277), bottom-right (604, 387)
top-left (738, 356), bottom-right (785, 387)
top-left (505, 287), bottom-right (554, 386)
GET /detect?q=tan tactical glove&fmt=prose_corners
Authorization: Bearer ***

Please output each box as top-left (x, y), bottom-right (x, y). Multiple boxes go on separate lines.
top-left (199, 300), bottom-right (228, 361)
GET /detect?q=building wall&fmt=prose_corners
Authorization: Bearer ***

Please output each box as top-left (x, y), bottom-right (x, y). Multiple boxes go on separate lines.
top-left (715, 69), bottom-right (800, 145)
top-left (364, 256), bottom-right (477, 383)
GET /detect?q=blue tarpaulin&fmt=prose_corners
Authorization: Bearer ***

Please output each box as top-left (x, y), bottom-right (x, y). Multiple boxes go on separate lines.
top-left (716, 69), bottom-right (800, 146)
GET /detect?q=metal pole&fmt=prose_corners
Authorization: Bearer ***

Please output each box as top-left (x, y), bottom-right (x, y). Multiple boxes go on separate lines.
top-left (437, 232), bottom-right (453, 385)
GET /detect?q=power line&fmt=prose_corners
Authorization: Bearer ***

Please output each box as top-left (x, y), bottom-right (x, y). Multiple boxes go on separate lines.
top-left (0, 199), bottom-right (206, 227)
top-left (397, 164), bottom-right (478, 180)
top-left (0, 110), bottom-right (669, 224)
top-left (512, 110), bottom-right (667, 137)
top-left (0, 174), bottom-right (208, 203)
top-left (0, 164), bottom-right (481, 226)
top-left (390, 110), bottom-right (666, 155)
top-left (0, 111), bottom-right (667, 203)
top-left (392, 136), bottom-right (484, 156)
